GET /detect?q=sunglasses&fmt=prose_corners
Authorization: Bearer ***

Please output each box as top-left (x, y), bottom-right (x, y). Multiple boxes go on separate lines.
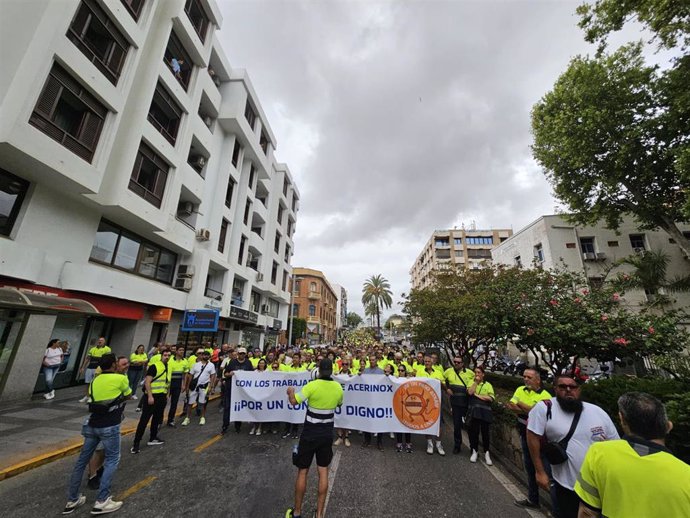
top-left (557, 384), bottom-right (580, 391)
top-left (453, 361), bottom-right (463, 364)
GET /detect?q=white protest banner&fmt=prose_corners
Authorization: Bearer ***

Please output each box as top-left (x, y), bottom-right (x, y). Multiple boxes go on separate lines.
top-left (230, 371), bottom-right (441, 435)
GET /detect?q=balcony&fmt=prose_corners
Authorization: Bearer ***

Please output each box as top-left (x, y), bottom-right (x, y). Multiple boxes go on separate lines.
top-left (307, 316), bottom-right (320, 323)
top-left (204, 286), bottom-right (223, 301)
top-left (308, 291), bottom-right (321, 300)
top-left (231, 294), bottom-right (243, 306)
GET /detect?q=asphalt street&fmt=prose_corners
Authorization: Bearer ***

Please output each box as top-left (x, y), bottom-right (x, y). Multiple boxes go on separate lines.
top-left (0, 400), bottom-right (543, 518)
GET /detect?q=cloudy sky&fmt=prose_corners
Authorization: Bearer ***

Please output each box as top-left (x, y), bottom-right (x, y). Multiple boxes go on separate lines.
top-left (216, 0), bottom-right (627, 319)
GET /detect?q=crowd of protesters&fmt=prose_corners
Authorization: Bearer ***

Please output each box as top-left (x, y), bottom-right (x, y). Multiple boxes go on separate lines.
top-left (61, 338), bottom-right (690, 517)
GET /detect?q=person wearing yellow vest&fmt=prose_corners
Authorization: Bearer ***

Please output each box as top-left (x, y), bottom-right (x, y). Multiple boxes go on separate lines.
top-left (78, 337), bottom-right (111, 403)
top-left (63, 354), bottom-right (130, 515)
top-left (575, 392), bottom-right (690, 518)
top-left (417, 355), bottom-right (446, 456)
top-left (467, 366), bottom-right (495, 465)
top-left (130, 349), bottom-right (171, 453)
top-left (506, 368), bottom-right (552, 509)
top-left (444, 356), bottom-right (475, 454)
top-left (166, 346), bottom-right (189, 427)
top-left (127, 344), bottom-right (148, 399)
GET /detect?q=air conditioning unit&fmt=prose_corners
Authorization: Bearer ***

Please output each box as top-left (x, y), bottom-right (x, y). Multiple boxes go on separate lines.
top-left (596, 252), bottom-right (607, 261)
top-left (196, 228), bottom-right (211, 241)
top-left (174, 278), bottom-right (192, 291)
top-left (177, 264), bottom-right (195, 277)
top-left (582, 252), bottom-right (596, 261)
top-left (256, 273), bottom-right (264, 282)
top-left (191, 156), bottom-right (206, 169)
top-left (261, 304), bottom-right (269, 313)
top-left (177, 201), bottom-right (194, 217)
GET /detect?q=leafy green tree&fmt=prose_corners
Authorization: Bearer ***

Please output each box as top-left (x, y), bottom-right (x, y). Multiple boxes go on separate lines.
top-left (361, 274), bottom-right (393, 334)
top-left (288, 317), bottom-right (307, 345)
top-left (531, 43), bottom-right (690, 256)
top-left (345, 312), bottom-right (363, 328)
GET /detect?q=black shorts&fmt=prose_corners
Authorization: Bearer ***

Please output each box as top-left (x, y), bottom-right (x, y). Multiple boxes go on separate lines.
top-left (294, 436), bottom-right (333, 469)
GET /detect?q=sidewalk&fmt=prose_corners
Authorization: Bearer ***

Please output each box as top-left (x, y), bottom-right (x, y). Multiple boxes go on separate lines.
top-left (0, 386), bottom-right (219, 481)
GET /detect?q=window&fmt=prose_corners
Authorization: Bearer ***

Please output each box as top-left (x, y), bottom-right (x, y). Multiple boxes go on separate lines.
top-left (294, 278), bottom-right (301, 293)
top-left (309, 304), bottom-right (316, 317)
top-left (579, 237), bottom-right (595, 254)
top-left (231, 139), bottom-right (242, 168)
top-left (566, 242), bottom-right (577, 249)
top-left (245, 101), bottom-right (256, 130)
top-left (454, 250), bottom-right (463, 257)
top-left (282, 271), bottom-right (288, 291)
top-left (0, 169), bottom-right (29, 237)
top-left (434, 239), bottom-right (449, 247)
top-left (514, 256), bottom-right (522, 268)
top-left (466, 236), bottom-right (494, 245)
top-left (184, 0), bottom-right (210, 43)
top-left (284, 244), bottom-right (291, 263)
top-left (260, 131), bottom-right (269, 154)
top-left (163, 31), bottom-right (193, 90)
top-left (218, 218), bottom-right (229, 253)
top-left (607, 240), bottom-right (619, 247)
top-left (147, 82), bottom-right (183, 144)
top-left (237, 235), bottom-right (246, 265)
top-left (121, 0), bottom-right (145, 20)
top-left (243, 199), bottom-right (251, 225)
top-left (129, 142), bottom-right (169, 208)
top-left (283, 178), bottom-right (289, 196)
top-left (534, 243), bottom-right (545, 263)
top-left (467, 249), bottom-right (492, 258)
top-left (29, 63), bottom-right (107, 162)
top-left (629, 234), bottom-right (646, 251)
top-left (310, 282), bottom-right (317, 292)
top-left (683, 231), bottom-right (690, 240)
top-left (68, 0), bottom-right (129, 84)
top-left (248, 165), bottom-right (255, 192)
top-left (277, 204), bottom-right (284, 225)
top-left (292, 303), bottom-right (299, 316)
top-left (274, 231), bottom-right (281, 253)
top-left (231, 278), bottom-right (245, 306)
top-left (454, 238), bottom-right (462, 246)
top-left (250, 291), bottom-right (261, 313)
top-left (271, 261), bottom-right (278, 285)
top-left (292, 194), bottom-right (297, 212)
top-left (225, 178), bottom-right (235, 209)
top-left (90, 219), bottom-right (176, 283)
top-left (287, 218), bottom-right (293, 236)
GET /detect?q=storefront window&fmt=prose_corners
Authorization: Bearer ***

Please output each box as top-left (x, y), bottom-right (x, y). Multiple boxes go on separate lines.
top-left (114, 233), bottom-right (141, 270)
top-left (34, 314), bottom-right (88, 392)
top-left (0, 310), bottom-right (26, 392)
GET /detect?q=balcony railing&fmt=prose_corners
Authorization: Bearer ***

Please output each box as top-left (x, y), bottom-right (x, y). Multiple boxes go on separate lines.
top-left (231, 295), bottom-right (243, 306)
top-left (308, 291), bottom-right (321, 300)
top-left (307, 316), bottom-right (319, 323)
top-left (204, 287), bottom-right (223, 301)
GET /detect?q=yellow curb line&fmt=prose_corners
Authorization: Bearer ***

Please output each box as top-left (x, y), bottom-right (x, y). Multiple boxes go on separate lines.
top-left (193, 434), bottom-right (222, 453)
top-left (0, 394), bottom-right (220, 482)
top-left (117, 475), bottom-right (157, 500)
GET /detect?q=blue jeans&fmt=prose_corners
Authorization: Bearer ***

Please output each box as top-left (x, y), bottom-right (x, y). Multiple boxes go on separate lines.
top-left (520, 428), bottom-right (556, 507)
top-left (67, 422), bottom-right (121, 503)
top-left (43, 365), bottom-right (60, 392)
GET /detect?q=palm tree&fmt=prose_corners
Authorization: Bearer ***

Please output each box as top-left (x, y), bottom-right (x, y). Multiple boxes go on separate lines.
top-left (361, 274), bottom-right (394, 336)
top-left (616, 249), bottom-right (690, 307)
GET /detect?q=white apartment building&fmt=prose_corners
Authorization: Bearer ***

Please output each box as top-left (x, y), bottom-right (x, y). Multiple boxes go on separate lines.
top-left (332, 283), bottom-right (347, 331)
top-left (410, 227), bottom-right (513, 290)
top-left (0, 0), bottom-right (299, 402)
top-left (491, 215), bottom-right (690, 308)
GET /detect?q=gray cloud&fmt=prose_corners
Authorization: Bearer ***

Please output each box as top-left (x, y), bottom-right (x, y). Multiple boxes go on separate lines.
top-left (217, 0), bottom-right (632, 317)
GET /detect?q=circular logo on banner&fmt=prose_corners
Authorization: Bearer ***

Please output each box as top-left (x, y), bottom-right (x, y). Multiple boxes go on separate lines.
top-left (392, 380), bottom-right (440, 430)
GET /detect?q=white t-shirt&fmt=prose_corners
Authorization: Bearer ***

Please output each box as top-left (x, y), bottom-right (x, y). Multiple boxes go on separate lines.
top-left (527, 399), bottom-right (619, 490)
top-left (44, 347), bottom-right (63, 366)
top-left (188, 361), bottom-right (215, 386)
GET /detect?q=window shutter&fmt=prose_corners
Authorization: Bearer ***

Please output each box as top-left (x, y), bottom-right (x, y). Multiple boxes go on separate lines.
top-left (107, 43), bottom-right (126, 77)
top-left (36, 76), bottom-right (62, 117)
top-left (78, 112), bottom-right (103, 149)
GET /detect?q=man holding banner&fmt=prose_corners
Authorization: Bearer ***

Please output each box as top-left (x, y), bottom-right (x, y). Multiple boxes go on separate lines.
top-left (285, 359), bottom-right (343, 518)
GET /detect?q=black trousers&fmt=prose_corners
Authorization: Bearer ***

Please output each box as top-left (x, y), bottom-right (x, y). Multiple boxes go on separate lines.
top-left (395, 432), bottom-right (411, 443)
top-left (134, 393), bottom-right (167, 444)
top-left (167, 380), bottom-right (182, 424)
top-left (468, 419), bottom-right (491, 452)
top-left (451, 405), bottom-right (467, 448)
top-left (554, 482), bottom-right (580, 518)
top-left (363, 432), bottom-right (382, 446)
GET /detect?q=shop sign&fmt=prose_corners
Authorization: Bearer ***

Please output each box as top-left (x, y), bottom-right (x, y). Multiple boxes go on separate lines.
top-left (151, 308), bottom-right (173, 322)
top-left (181, 309), bottom-right (219, 331)
top-left (229, 305), bottom-right (258, 324)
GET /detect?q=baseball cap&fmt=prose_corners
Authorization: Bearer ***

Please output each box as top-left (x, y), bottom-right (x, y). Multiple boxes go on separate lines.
top-left (237, 347), bottom-right (247, 354)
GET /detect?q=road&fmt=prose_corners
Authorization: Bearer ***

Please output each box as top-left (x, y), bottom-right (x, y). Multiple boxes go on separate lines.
top-left (0, 401), bottom-right (545, 518)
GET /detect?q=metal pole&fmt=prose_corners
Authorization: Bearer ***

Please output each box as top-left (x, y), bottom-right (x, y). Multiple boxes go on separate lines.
top-left (287, 275), bottom-right (296, 348)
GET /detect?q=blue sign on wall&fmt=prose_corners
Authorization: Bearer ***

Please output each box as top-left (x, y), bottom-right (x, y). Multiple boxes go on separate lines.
top-left (181, 309), bottom-right (220, 332)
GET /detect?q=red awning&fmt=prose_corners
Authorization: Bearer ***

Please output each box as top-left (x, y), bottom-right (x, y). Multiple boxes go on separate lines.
top-left (0, 287), bottom-right (99, 314)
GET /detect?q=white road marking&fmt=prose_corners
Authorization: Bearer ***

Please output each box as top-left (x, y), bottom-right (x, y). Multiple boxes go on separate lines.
top-left (323, 450), bottom-right (341, 517)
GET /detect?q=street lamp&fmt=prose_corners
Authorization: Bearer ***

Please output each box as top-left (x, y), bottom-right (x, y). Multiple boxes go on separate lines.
top-left (287, 275), bottom-right (302, 348)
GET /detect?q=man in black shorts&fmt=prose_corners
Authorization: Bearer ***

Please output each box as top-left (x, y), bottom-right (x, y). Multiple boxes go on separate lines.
top-left (285, 359), bottom-right (343, 518)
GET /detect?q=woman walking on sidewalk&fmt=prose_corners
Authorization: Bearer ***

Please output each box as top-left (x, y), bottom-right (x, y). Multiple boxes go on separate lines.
top-left (42, 339), bottom-right (63, 400)
top-left (467, 366), bottom-right (495, 465)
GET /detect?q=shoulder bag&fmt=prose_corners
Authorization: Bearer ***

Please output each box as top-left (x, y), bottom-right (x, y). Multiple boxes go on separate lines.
top-left (542, 400), bottom-right (582, 464)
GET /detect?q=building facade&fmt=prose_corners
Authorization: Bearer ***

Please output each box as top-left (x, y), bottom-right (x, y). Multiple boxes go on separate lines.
top-left (491, 215), bottom-right (690, 308)
top-left (410, 227), bottom-right (513, 290)
top-left (332, 283), bottom-right (347, 332)
top-left (0, 0), bottom-right (299, 402)
top-left (292, 268), bottom-right (337, 344)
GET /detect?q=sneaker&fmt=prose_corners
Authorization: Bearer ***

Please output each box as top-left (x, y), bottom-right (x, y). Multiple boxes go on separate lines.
top-left (135, 407), bottom-right (141, 413)
top-left (199, 417), bottom-right (206, 426)
top-left (255, 428), bottom-right (262, 436)
top-left (167, 421), bottom-right (176, 428)
top-left (281, 431), bottom-right (291, 439)
top-left (436, 442), bottom-right (446, 456)
top-left (292, 432), bottom-right (300, 439)
top-left (406, 444), bottom-right (413, 453)
top-left (395, 443), bottom-right (403, 453)
top-left (426, 441), bottom-right (434, 455)
top-left (485, 451), bottom-right (493, 465)
top-left (249, 426), bottom-right (255, 435)
top-left (44, 392), bottom-right (52, 400)
top-left (333, 437), bottom-right (343, 446)
top-left (131, 395), bottom-right (137, 400)
top-left (62, 495), bottom-right (86, 514)
top-left (181, 417), bottom-right (190, 426)
top-left (79, 396), bottom-right (89, 403)
top-left (130, 445), bottom-right (140, 454)
top-left (91, 496), bottom-right (122, 515)
top-left (147, 438), bottom-right (164, 446)
top-left (389, 432), bottom-right (395, 439)
top-left (514, 499), bottom-right (540, 509)
top-left (272, 429), bottom-right (278, 434)
top-left (344, 438), bottom-right (351, 447)
top-left (470, 450), bottom-right (478, 463)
